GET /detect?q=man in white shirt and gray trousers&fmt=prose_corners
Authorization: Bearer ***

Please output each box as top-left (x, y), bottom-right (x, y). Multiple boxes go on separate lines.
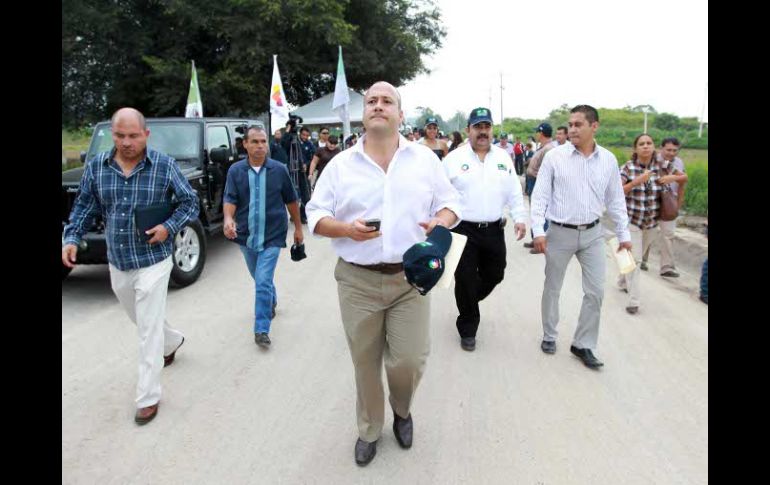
top-left (306, 81), bottom-right (461, 466)
top-left (530, 105), bottom-right (632, 369)
top-left (443, 107), bottom-right (527, 351)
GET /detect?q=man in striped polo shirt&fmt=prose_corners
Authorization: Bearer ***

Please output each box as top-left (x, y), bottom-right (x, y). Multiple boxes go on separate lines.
top-left (223, 124), bottom-right (304, 348)
top-left (530, 105), bottom-right (631, 369)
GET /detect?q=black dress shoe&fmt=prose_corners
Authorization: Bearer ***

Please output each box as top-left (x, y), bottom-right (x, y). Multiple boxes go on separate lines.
top-left (164, 337), bottom-right (185, 367)
top-left (540, 340), bottom-right (556, 354)
top-left (354, 438), bottom-right (377, 466)
top-left (626, 306), bottom-right (638, 315)
top-left (393, 411), bottom-right (413, 449)
top-left (255, 333), bottom-right (271, 347)
top-left (570, 345), bottom-right (604, 369)
top-left (460, 337), bottom-right (476, 351)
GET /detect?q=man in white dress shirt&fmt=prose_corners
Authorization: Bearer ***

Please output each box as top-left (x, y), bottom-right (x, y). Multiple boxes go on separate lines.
top-left (530, 105), bottom-right (632, 369)
top-left (306, 81), bottom-right (461, 466)
top-left (443, 107), bottom-right (527, 351)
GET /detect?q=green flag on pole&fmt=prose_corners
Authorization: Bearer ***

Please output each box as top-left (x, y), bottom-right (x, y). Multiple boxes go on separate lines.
top-left (185, 60), bottom-right (203, 118)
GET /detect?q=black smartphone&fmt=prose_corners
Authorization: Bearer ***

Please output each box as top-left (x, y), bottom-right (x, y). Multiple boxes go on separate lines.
top-left (364, 218), bottom-right (381, 231)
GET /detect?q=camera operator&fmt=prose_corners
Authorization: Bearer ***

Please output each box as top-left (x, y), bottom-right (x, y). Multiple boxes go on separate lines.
top-left (281, 115), bottom-right (314, 224)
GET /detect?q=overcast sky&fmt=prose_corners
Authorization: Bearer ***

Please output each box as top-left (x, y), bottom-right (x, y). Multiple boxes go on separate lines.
top-left (398, 0), bottom-right (708, 123)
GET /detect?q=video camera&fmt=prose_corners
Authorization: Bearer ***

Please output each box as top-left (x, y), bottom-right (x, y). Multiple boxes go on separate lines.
top-left (286, 114), bottom-right (304, 133)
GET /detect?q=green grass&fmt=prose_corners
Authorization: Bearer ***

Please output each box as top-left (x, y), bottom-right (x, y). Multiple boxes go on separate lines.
top-left (62, 129), bottom-right (92, 171)
top-left (61, 129), bottom-right (91, 153)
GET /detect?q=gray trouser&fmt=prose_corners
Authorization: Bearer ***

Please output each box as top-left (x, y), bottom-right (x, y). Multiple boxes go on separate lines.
top-left (541, 224), bottom-right (605, 350)
top-left (334, 259), bottom-right (430, 442)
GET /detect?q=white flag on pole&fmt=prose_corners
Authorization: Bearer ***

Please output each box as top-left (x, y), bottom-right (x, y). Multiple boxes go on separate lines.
top-left (332, 46), bottom-right (351, 141)
top-left (185, 60), bottom-right (203, 118)
top-left (270, 55), bottom-right (290, 131)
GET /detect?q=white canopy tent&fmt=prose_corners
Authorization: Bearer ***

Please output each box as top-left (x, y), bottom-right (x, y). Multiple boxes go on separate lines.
top-left (290, 88), bottom-right (364, 127)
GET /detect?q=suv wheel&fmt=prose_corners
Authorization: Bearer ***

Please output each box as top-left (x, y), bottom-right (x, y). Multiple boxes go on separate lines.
top-left (170, 220), bottom-right (206, 287)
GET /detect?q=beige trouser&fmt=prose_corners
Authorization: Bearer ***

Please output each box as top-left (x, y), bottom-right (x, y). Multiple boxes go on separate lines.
top-left (642, 219), bottom-right (677, 273)
top-left (109, 257), bottom-right (184, 408)
top-left (619, 224), bottom-right (661, 308)
top-left (334, 259), bottom-right (431, 442)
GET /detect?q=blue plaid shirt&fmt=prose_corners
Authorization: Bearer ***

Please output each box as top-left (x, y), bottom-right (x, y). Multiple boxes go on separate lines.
top-left (63, 148), bottom-right (200, 271)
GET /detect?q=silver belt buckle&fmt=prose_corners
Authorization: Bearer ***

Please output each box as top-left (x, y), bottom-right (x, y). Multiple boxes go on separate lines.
top-left (577, 224), bottom-right (587, 230)
top-left (478, 222), bottom-right (489, 228)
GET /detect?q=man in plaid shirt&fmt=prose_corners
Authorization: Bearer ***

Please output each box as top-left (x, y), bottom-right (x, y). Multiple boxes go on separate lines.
top-left (62, 108), bottom-right (199, 425)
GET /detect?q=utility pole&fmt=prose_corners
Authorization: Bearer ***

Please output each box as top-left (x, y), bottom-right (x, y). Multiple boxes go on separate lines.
top-left (500, 72), bottom-right (504, 133)
top-left (488, 84), bottom-right (492, 114)
top-left (698, 82), bottom-right (708, 138)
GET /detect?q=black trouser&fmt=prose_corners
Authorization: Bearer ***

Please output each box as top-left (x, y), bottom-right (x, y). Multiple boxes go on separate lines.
top-left (452, 221), bottom-right (507, 338)
top-left (514, 154), bottom-right (524, 175)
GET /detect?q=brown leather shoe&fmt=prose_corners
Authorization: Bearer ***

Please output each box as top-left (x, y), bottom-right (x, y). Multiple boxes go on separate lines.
top-left (164, 337), bottom-right (185, 367)
top-left (135, 403), bottom-right (159, 425)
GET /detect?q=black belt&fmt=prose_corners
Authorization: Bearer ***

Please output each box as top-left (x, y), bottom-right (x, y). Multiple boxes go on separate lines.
top-left (551, 219), bottom-right (600, 230)
top-left (349, 262), bottom-right (404, 274)
top-left (460, 219), bottom-right (506, 229)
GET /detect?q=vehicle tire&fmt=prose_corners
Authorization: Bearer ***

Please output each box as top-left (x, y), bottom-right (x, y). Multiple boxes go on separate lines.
top-left (170, 220), bottom-right (207, 287)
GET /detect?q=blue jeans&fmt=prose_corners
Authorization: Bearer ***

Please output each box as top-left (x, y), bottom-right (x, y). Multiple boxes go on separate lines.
top-left (699, 258), bottom-right (708, 301)
top-left (525, 175), bottom-right (536, 196)
top-left (239, 245), bottom-right (281, 334)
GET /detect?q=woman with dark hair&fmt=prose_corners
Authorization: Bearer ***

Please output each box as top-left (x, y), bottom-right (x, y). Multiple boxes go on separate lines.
top-left (617, 133), bottom-right (685, 314)
top-left (419, 117), bottom-right (449, 160)
top-left (308, 135), bottom-right (341, 189)
top-left (448, 131), bottom-right (464, 152)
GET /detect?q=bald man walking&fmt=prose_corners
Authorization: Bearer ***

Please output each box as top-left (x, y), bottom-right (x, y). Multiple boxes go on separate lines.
top-left (62, 108), bottom-right (200, 425)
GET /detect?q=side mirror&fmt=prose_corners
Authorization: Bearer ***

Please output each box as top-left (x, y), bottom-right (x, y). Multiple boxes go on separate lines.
top-left (209, 147), bottom-right (229, 164)
top-left (80, 151), bottom-right (86, 164)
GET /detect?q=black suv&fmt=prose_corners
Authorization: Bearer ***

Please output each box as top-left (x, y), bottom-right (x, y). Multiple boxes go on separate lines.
top-left (62, 117), bottom-right (259, 287)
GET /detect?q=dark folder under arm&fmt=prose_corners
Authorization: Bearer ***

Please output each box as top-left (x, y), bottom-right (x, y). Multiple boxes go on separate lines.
top-left (134, 202), bottom-right (174, 241)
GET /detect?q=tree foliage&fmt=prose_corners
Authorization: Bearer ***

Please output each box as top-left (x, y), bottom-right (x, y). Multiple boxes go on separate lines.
top-left (62, 0), bottom-right (446, 127)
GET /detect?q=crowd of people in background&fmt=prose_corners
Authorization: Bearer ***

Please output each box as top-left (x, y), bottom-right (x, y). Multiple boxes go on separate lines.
top-left (265, 112), bottom-right (708, 318)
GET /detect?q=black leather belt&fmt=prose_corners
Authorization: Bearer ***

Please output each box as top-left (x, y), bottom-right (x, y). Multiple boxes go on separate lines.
top-left (349, 262), bottom-right (404, 274)
top-left (460, 219), bottom-right (505, 229)
top-left (551, 219), bottom-right (600, 230)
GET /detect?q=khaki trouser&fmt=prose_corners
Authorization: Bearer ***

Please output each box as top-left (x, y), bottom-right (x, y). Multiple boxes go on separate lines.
top-left (109, 257), bottom-right (184, 408)
top-left (334, 259), bottom-right (430, 442)
top-left (619, 224), bottom-right (661, 308)
top-left (642, 219), bottom-right (677, 273)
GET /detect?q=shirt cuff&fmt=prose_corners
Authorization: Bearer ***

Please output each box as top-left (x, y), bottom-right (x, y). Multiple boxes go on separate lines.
top-left (307, 210), bottom-right (334, 237)
top-left (62, 236), bottom-right (80, 247)
top-left (435, 204), bottom-right (462, 229)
